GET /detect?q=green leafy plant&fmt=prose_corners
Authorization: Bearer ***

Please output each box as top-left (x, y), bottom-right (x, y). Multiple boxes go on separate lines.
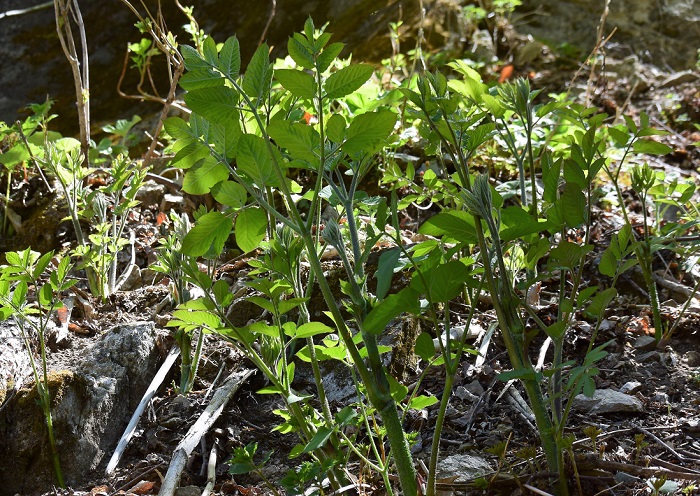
top-left (0, 100), bottom-right (58, 238)
top-left (0, 249), bottom-right (77, 488)
top-left (164, 18), bottom-right (422, 494)
top-left (153, 212), bottom-right (205, 394)
top-left (605, 114), bottom-right (699, 344)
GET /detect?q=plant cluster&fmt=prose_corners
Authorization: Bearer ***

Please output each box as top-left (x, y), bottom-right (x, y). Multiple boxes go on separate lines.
top-left (0, 5), bottom-right (698, 495)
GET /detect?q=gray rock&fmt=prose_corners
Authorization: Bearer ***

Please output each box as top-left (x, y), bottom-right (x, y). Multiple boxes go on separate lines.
top-left (0, 319), bottom-right (32, 401)
top-left (619, 381), bottom-right (643, 394)
top-left (660, 70), bottom-right (699, 88)
top-left (465, 379), bottom-right (485, 397)
top-left (0, 321), bottom-right (162, 495)
top-left (633, 335), bottom-right (657, 351)
top-left (636, 351), bottom-right (660, 363)
top-left (437, 453), bottom-right (493, 482)
top-left (135, 180), bottom-right (166, 207)
top-left (517, 0), bottom-right (700, 70)
top-left (685, 350), bottom-right (700, 368)
top-left (571, 389), bottom-right (644, 415)
top-left (175, 486), bottom-right (202, 496)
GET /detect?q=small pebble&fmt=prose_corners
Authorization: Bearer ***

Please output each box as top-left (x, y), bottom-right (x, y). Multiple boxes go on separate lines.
top-left (632, 335), bottom-right (656, 351)
top-left (685, 350), bottom-right (700, 368)
top-left (619, 381), bottom-right (643, 394)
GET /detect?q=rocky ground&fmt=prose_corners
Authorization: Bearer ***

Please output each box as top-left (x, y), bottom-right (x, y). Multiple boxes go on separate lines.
top-left (1, 2), bottom-right (700, 495)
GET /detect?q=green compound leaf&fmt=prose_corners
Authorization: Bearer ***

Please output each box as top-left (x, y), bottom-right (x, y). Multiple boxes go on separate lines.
top-left (179, 68), bottom-right (225, 91)
top-left (317, 42), bottom-right (344, 73)
top-left (211, 180), bottom-right (247, 208)
top-left (326, 113), bottom-right (346, 143)
top-left (235, 134), bottom-right (281, 187)
top-left (243, 43), bottom-right (273, 101)
top-left (418, 210), bottom-right (477, 244)
top-left (287, 34), bottom-right (314, 70)
top-left (324, 63), bottom-right (374, 99)
top-left (415, 332), bottom-right (436, 361)
top-left (180, 44), bottom-right (209, 70)
top-left (632, 139), bottom-right (673, 156)
top-left (363, 287), bottom-right (420, 335)
top-left (267, 119), bottom-right (319, 164)
top-left (218, 36), bottom-right (241, 79)
top-left (182, 211), bottom-right (233, 257)
top-left (235, 207), bottom-right (267, 253)
top-left (182, 155), bottom-right (229, 195)
top-left (184, 87), bottom-right (239, 125)
top-left (275, 69), bottom-right (316, 99)
top-left (342, 109), bottom-right (397, 157)
top-left (411, 259), bottom-right (471, 303)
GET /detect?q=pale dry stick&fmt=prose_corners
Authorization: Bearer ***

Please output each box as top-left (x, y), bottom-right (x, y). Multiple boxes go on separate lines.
top-left (576, 453), bottom-right (700, 481)
top-left (53, 0), bottom-right (90, 168)
top-left (200, 443), bottom-right (218, 496)
top-left (584, 0), bottom-right (611, 107)
top-left (523, 484), bottom-right (555, 496)
top-left (0, 1), bottom-right (52, 18)
top-left (105, 346), bottom-right (180, 476)
top-left (257, 0), bottom-right (277, 48)
top-left (158, 368), bottom-right (254, 496)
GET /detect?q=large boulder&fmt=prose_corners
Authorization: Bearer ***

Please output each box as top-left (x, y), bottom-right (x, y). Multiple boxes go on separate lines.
top-left (0, 0), bottom-right (440, 134)
top-left (517, 0), bottom-right (700, 70)
top-left (0, 321), bottom-right (163, 495)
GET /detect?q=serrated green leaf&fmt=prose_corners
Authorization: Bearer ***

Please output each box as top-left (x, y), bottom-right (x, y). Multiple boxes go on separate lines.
top-left (275, 69), bottom-right (316, 99)
top-left (211, 118), bottom-right (241, 159)
top-left (235, 134), bottom-right (281, 187)
top-left (559, 183), bottom-right (587, 228)
top-left (0, 144), bottom-right (30, 167)
top-left (182, 211), bottom-right (233, 257)
top-left (324, 64), bottom-right (374, 99)
top-left (219, 36), bottom-right (241, 78)
top-left (632, 139), bottom-right (673, 155)
top-left (235, 207), bottom-right (267, 253)
top-left (267, 119), bottom-right (319, 163)
top-left (302, 426), bottom-right (333, 453)
top-left (317, 42), bottom-right (344, 73)
top-left (548, 240), bottom-right (593, 271)
top-left (342, 109), bottom-right (397, 157)
top-left (326, 113), bottom-right (346, 143)
top-left (363, 287), bottom-right (420, 334)
top-left (585, 287), bottom-right (617, 318)
top-left (409, 394), bottom-right (439, 409)
top-left (296, 322), bottom-right (333, 338)
top-left (608, 126), bottom-right (630, 147)
top-left (411, 259), bottom-right (470, 302)
top-left (243, 43), bottom-right (273, 101)
top-left (182, 155), bottom-right (229, 195)
top-left (179, 68), bottom-right (225, 91)
top-left (418, 210), bottom-right (477, 244)
top-left (171, 309), bottom-right (221, 329)
top-left (184, 87), bottom-right (239, 125)
top-left (288, 35), bottom-right (314, 70)
top-left (171, 141), bottom-right (210, 169)
top-left (211, 181), bottom-right (247, 208)
top-left (202, 36), bottom-right (218, 66)
top-left (598, 246), bottom-right (618, 277)
top-left (164, 116), bottom-right (197, 141)
top-left (375, 248), bottom-right (401, 300)
top-left (180, 44), bottom-right (209, 70)
top-left (415, 331), bottom-right (435, 361)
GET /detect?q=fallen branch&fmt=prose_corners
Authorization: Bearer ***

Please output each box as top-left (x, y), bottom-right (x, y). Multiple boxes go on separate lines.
top-left (576, 453), bottom-right (700, 481)
top-left (158, 368), bottom-right (254, 496)
top-left (106, 346), bottom-right (180, 476)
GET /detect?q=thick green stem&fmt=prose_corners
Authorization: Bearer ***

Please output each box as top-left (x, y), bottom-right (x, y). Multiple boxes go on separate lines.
top-left (427, 371), bottom-right (454, 496)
